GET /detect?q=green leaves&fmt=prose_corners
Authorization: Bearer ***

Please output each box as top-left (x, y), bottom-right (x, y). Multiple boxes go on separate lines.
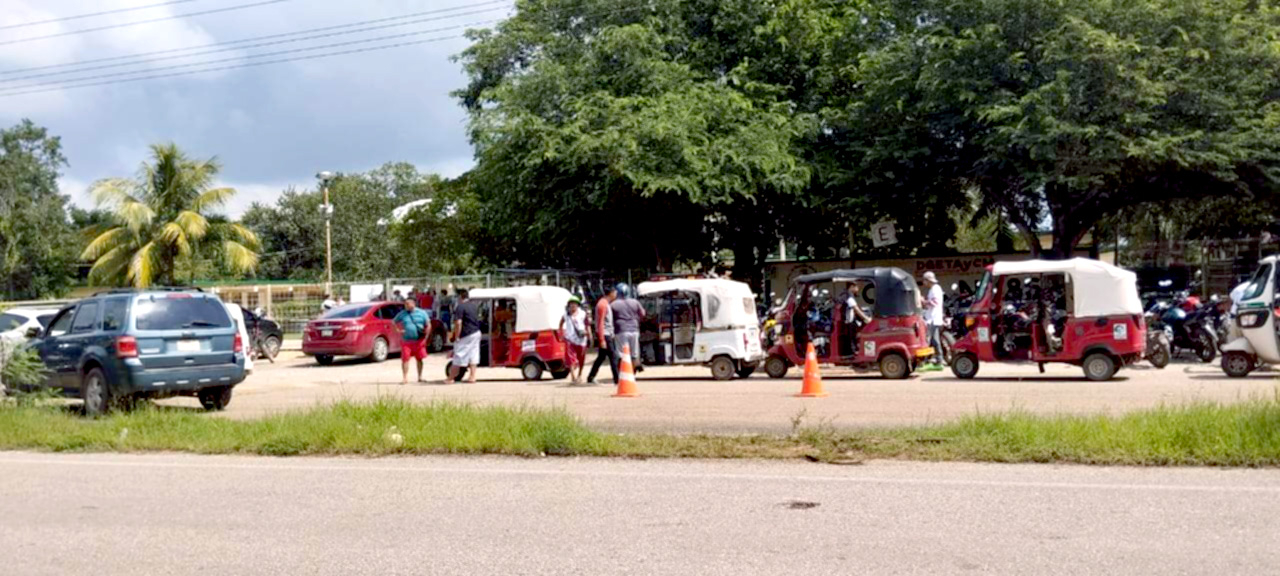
top-left (0, 120), bottom-right (75, 300)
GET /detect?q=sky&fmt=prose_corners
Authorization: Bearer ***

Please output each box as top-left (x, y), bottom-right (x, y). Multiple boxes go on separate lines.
top-left (0, 0), bottom-right (503, 216)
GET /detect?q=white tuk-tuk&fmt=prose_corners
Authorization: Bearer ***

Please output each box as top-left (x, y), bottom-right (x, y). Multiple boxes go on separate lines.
top-left (636, 279), bottom-right (765, 380)
top-left (1220, 256), bottom-right (1280, 377)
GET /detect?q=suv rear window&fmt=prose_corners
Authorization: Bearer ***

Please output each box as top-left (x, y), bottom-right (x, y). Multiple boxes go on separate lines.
top-left (134, 296), bottom-right (232, 331)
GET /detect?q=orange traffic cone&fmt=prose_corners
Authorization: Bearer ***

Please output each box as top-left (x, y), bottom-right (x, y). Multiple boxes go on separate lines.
top-left (613, 344), bottom-right (640, 398)
top-left (796, 342), bottom-right (828, 398)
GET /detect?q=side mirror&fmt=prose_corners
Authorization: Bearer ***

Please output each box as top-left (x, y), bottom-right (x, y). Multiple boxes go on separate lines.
top-left (24, 327), bottom-right (40, 339)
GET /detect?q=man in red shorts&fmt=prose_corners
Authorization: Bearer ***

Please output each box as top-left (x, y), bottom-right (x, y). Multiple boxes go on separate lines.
top-left (559, 296), bottom-right (589, 385)
top-left (393, 297), bottom-right (431, 384)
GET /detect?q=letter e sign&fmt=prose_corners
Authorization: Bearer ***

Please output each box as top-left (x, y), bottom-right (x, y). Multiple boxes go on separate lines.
top-left (871, 221), bottom-right (898, 247)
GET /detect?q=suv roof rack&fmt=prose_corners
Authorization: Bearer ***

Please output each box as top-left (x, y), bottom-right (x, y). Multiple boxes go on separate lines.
top-left (90, 286), bottom-right (206, 297)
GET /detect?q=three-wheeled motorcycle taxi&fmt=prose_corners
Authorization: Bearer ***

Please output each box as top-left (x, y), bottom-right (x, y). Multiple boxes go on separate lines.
top-left (763, 267), bottom-right (933, 379)
top-left (1219, 255), bottom-right (1280, 377)
top-left (445, 286), bottom-right (574, 381)
top-left (948, 259), bottom-right (1145, 381)
top-left (635, 278), bottom-right (765, 380)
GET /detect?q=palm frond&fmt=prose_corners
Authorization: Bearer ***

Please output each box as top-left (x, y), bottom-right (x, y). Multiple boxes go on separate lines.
top-left (212, 222), bottom-right (261, 250)
top-left (128, 241), bottom-right (162, 288)
top-left (89, 178), bottom-right (142, 209)
top-left (87, 246), bottom-right (133, 287)
top-left (174, 210), bottom-right (209, 240)
top-left (193, 187), bottom-right (236, 213)
top-left (223, 241), bottom-right (259, 276)
top-left (81, 227), bottom-right (134, 261)
top-left (160, 222), bottom-right (192, 256)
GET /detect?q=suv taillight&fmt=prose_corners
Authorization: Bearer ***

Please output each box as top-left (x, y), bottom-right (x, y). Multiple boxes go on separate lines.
top-left (234, 332), bottom-right (243, 353)
top-left (116, 336), bottom-right (138, 358)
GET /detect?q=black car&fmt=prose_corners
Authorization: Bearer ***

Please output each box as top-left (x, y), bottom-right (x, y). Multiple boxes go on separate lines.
top-left (240, 307), bottom-right (283, 359)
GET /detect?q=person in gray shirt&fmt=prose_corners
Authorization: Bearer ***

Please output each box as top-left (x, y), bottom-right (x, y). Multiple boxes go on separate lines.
top-left (610, 283), bottom-right (645, 370)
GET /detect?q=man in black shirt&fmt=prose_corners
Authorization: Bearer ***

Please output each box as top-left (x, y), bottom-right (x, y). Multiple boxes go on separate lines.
top-left (449, 289), bottom-right (483, 384)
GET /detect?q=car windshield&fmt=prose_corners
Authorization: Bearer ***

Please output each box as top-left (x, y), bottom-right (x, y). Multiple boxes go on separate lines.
top-left (1241, 264), bottom-right (1271, 301)
top-left (134, 296), bottom-right (233, 331)
top-left (0, 313), bottom-right (25, 332)
top-left (322, 305), bottom-right (372, 319)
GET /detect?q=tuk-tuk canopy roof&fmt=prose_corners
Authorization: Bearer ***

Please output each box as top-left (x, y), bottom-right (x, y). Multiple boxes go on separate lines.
top-left (991, 258), bottom-right (1142, 317)
top-left (793, 267), bottom-right (920, 317)
top-left (637, 278), bottom-right (759, 329)
top-left (469, 286), bottom-right (572, 333)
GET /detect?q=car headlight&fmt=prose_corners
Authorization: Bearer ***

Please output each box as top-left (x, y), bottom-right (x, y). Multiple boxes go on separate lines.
top-left (1238, 311), bottom-right (1268, 329)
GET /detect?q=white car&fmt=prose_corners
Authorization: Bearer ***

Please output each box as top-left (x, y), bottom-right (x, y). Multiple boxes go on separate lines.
top-left (0, 307), bottom-right (59, 344)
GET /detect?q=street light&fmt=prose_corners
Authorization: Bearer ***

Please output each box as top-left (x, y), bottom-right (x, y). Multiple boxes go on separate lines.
top-left (317, 171), bottom-right (337, 293)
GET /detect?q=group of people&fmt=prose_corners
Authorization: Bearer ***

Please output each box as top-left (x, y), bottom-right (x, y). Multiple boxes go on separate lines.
top-left (557, 283), bottom-right (646, 386)
top-left (389, 289), bottom-right (483, 385)
top-left (321, 287), bottom-right (459, 328)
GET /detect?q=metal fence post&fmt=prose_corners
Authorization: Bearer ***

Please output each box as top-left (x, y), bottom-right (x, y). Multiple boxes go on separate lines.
top-left (265, 285), bottom-right (273, 319)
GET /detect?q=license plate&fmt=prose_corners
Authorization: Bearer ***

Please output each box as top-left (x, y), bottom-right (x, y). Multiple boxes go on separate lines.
top-left (176, 340), bottom-right (201, 352)
top-left (321, 329), bottom-right (334, 337)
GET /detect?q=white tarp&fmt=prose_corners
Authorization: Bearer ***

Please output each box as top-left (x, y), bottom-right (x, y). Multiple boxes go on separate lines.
top-left (991, 258), bottom-right (1142, 317)
top-left (469, 286), bottom-right (572, 333)
top-left (637, 279), bottom-right (759, 329)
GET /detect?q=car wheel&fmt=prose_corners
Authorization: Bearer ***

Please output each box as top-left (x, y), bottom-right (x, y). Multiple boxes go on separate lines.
top-left (736, 361), bottom-right (758, 379)
top-left (951, 353), bottom-right (979, 379)
top-left (315, 354), bottom-right (334, 366)
top-left (879, 353), bottom-right (909, 380)
top-left (261, 335), bottom-right (281, 360)
top-left (429, 332), bottom-right (445, 353)
top-left (710, 356), bottom-right (736, 381)
top-left (1222, 351), bottom-right (1253, 378)
top-left (198, 386), bottom-right (233, 411)
top-left (1082, 353), bottom-right (1117, 381)
top-left (81, 367), bottom-right (110, 417)
top-left (369, 337), bottom-right (390, 363)
top-left (764, 355), bottom-right (789, 379)
top-left (521, 359), bottom-right (544, 381)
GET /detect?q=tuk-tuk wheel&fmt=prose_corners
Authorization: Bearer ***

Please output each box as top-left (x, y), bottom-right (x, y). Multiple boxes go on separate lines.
top-left (1222, 351), bottom-right (1253, 378)
top-left (951, 353), bottom-right (979, 379)
top-left (1082, 353), bottom-right (1117, 381)
top-left (710, 356), bottom-right (736, 381)
top-left (879, 353), bottom-right (909, 380)
top-left (764, 356), bottom-right (789, 379)
top-left (521, 359), bottom-right (544, 381)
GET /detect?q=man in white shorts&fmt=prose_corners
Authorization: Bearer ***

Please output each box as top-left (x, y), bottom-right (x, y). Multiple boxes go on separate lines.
top-left (449, 289), bottom-right (482, 384)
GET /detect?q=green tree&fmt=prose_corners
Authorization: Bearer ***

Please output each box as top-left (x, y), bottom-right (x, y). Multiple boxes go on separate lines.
top-left (843, 0), bottom-right (1280, 257)
top-left (0, 120), bottom-right (76, 299)
top-left (82, 143), bottom-right (260, 287)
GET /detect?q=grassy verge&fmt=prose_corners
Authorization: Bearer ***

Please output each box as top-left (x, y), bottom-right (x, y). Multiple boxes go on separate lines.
top-left (1, 395), bottom-right (1279, 466)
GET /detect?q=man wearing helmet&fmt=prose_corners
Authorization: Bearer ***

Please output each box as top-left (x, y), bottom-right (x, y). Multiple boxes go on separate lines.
top-left (610, 283), bottom-right (646, 371)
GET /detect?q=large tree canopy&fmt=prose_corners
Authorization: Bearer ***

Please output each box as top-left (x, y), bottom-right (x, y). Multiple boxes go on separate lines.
top-left (0, 120), bottom-right (76, 299)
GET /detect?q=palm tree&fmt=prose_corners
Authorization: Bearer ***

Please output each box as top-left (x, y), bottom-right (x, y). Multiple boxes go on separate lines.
top-left (82, 143), bottom-right (260, 287)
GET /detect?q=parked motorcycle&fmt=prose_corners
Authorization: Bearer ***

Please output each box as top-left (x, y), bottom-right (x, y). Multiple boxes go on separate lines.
top-left (939, 283), bottom-right (974, 365)
top-left (1146, 293), bottom-right (1217, 363)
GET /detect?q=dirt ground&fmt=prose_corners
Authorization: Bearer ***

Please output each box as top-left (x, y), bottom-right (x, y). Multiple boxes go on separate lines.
top-left (159, 348), bottom-right (1280, 434)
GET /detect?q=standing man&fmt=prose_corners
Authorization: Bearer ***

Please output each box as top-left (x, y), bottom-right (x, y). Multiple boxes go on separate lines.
top-left (586, 286), bottom-right (618, 384)
top-left (559, 296), bottom-right (589, 385)
top-left (449, 289), bottom-right (481, 384)
top-left (922, 271), bottom-right (945, 369)
top-left (610, 283), bottom-right (645, 371)
top-left (393, 297), bottom-right (430, 385)
top-left (842, 282), bottom-right (871, 357)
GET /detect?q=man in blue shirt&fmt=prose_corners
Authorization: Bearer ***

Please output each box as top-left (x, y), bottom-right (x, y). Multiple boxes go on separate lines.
top-left (393, 298), bottom-right (431, 385)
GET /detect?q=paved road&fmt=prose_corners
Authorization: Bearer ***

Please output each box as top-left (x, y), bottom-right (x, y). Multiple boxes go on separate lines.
top-left (184, 351), bottom-right (1280, 433)
top-left (2, 452), bottom-right (1277, 575)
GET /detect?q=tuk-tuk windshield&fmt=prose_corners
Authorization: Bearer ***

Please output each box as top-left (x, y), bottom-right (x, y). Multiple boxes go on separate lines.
top-left (974, 271), bottom-right (992, 303)
top-left (1241, 263), bottom-right (1271, 301)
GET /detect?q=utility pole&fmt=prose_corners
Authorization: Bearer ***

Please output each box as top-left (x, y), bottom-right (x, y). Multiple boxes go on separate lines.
top-left (317, 171), bottom-right (337, 293)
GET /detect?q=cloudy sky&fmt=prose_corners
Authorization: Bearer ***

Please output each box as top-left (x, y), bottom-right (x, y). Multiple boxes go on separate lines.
top-left (0, 0), bottom-right (506, 216)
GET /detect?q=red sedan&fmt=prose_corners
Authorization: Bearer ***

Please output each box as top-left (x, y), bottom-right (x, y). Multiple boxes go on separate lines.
top-left (303, 302), bottom-right (446, 365)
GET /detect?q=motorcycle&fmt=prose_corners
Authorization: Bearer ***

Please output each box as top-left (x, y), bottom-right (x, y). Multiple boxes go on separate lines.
top-left (1146, 294), bottom-right (1216, 363)
top-left (939, 284), bottom-right (974, 365)
top-left (1143, 308), bottom-right (1172, 368)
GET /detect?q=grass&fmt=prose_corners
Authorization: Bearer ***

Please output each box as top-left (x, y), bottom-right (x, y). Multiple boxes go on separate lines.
top-left (2, 395), bottom-right (1280, 466)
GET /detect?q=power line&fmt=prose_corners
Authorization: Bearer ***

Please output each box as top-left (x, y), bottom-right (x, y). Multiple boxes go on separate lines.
top-left (0, 21), bottom-right (496, 94)
top-left (0, 32), bottom-right (473, 98)
top-left (0, 0), bottom-right (290, 48)
top-left (0, 0), bottom-right (204, 31)
top-left (0, 4), bottom-right (511, 84)
top-left (0, 0), bottom-right (512, 76)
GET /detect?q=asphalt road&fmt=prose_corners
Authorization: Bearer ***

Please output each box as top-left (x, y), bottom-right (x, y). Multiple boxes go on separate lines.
top-left (190, 350), bottom-right (1280, 433)
top-left (2, 452), bottom-right (1277, 575)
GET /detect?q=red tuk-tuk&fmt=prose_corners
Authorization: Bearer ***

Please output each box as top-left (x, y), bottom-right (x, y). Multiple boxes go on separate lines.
top-left (949, 259), bottom-right (1145, 381)
top-left (445, 286), bottom-right (574, 381)
top-left (764, 268), bottom-right (934, 379)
